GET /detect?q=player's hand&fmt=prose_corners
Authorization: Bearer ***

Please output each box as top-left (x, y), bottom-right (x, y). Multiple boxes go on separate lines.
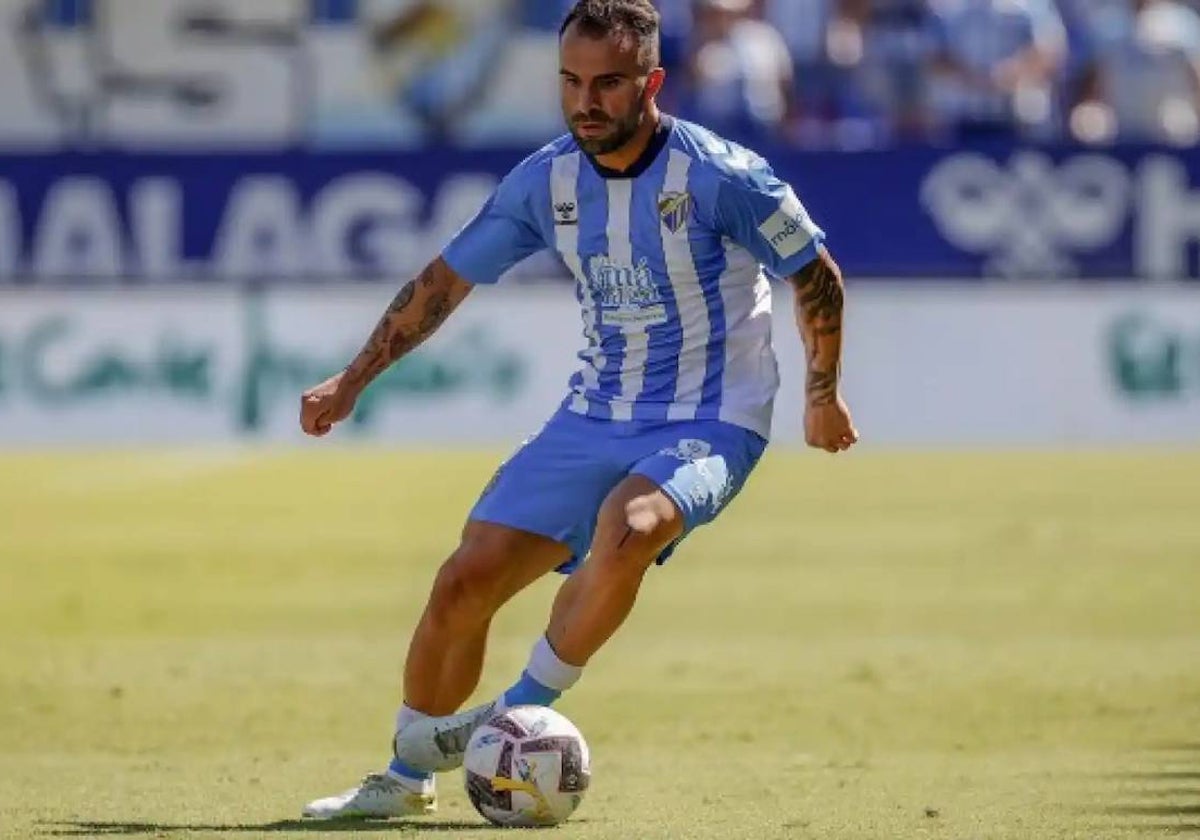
top-left (805, 395), bottom-right (858, 454)
top-left (300, 371), bottom-right (358, 437)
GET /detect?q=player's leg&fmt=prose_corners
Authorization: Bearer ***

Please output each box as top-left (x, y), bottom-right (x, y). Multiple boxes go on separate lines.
top-left (456, 478), bottom-right (680, 712)
top-left (402, 521), bottom-right (570, 716)
top-left (303, 522), bottom-right (568, 821)
top-left (392, 423), bottom-right (769, 774)
top-left (451, 478), bottom-right (680, 734)
top-left (389, 474), bottom-right (687, 777)
top-left (544, 474), bottom-right (683, 664)
top-left (306, 408), bottom-right (622, 816)
top-left (546, 424), bottom-right (768, 665)
top-left (431, 616), bottom-right (490, 713)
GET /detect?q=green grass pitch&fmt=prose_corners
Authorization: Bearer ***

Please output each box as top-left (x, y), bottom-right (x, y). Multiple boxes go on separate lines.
top-left (2, 448), bottom-right (1198, 839)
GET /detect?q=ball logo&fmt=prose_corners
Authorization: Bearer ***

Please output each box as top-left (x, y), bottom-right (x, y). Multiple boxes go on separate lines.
top-left (921, 152), bottom-right (1131, 278)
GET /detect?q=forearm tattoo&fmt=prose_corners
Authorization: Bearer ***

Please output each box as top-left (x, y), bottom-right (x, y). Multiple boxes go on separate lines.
top-left (792, 253), bottom-right (844, 338)
top-left (790, 251), bottom-right (845, 407)
top-left (344, 260), bottom-right (468, 390)
top-left (805, 369), bottom-right (838, 407)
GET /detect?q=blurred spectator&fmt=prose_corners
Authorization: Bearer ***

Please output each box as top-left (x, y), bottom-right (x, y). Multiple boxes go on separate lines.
top-left (763, 0), bottom-right (835, 71)
top-left (656, 0), bottom-right (695, 71)
top-left (363, 0), bottom-right (513, 139)
top-left (925, 0), bottom-right (1068, 140)
top-left (818, 0), bottom-right (935, 145)
top-left (761, 0), bottom-right (836, 134)
top-left (1068, 0), bottom-right (1200, 146)
top-left (683, 0), bottom-right (795, 141)
top-left (34, 0), bottom-right (1200, 149)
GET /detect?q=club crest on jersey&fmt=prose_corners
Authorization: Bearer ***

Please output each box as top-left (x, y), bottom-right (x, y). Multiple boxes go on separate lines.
top-left (658, 192), bottom-right (691, 234)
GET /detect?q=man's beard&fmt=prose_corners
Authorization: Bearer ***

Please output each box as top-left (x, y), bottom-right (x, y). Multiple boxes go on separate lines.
top-left (570, 108), bottom-right (642, 156)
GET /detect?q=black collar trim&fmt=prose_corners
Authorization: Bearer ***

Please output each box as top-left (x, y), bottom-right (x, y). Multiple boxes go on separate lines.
top-left (585, 115), bottom-right (674, 179)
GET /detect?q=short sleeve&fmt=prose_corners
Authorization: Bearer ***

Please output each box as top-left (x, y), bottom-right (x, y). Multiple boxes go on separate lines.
top-left (441, 168), bottom-right (547, 285)
top-left (714, 160), bottom-right (825, 277)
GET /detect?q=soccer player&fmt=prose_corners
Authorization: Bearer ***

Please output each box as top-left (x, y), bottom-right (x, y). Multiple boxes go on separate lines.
top-left (298, 0), bottom-right (857, 820)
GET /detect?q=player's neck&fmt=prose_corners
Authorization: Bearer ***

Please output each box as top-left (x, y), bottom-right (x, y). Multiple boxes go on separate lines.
top-left (591, 108), bottom-right (662, 174)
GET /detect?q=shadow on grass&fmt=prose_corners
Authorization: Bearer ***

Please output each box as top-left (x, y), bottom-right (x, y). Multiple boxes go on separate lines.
top-left (41, 819), bottom-right (491, 835)
top-left (1099, 743), bottom-right (1200, 835)
top-left (1107, 805), bottom-right (1200, 817)
top-left (1114, 771), bottom-right (1200, 781)
top-left (1107, 826), bottom-right (1200, 837)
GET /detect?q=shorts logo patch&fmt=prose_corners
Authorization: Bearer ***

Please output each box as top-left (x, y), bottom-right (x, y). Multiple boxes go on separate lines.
top-left (659, 438), bottom-right (712, 461)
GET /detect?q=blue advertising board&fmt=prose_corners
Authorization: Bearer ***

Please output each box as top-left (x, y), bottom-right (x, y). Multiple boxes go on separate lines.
top-left (2, 144), bottom-right (1199, 283)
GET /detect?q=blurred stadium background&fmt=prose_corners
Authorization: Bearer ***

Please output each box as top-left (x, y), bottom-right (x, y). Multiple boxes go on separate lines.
top-left (2, 1), bottom-right (1200, 838)
top-left (1, 0), bottom-right (1199, 446)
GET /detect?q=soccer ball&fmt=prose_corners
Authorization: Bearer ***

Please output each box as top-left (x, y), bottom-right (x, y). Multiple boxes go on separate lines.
top-left (463, 705), bottom-right (590, 827)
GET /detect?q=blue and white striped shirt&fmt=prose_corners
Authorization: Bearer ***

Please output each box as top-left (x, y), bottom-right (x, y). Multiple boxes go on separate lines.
top-left (442, 117), bottom-right (825, 439)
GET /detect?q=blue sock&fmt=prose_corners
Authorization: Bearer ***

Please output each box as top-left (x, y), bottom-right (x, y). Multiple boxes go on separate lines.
top-left (388, 755), bottom-right (432, 783)
top-left (502, 670), bottom-right (561, 708)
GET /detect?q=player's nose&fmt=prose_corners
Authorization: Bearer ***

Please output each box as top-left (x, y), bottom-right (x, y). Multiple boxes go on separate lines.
top-left (573, 86), bottom-right (601, 115)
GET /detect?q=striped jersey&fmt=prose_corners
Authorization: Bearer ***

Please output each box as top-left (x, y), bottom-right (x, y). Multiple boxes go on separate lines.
top-left (441, 116), bottom-right (825, 439)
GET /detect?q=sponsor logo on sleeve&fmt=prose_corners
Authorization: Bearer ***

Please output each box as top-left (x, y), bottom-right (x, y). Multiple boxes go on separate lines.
top-left (757, 188), bottom-right (816, 259)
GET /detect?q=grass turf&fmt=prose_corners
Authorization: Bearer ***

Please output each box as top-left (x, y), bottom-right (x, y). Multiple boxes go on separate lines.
top-left (1, 449), bottom-right (1198, 839)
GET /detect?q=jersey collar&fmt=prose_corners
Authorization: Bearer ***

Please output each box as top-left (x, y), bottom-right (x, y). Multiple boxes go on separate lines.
top-left (584, 114), bottom-right (674, 180)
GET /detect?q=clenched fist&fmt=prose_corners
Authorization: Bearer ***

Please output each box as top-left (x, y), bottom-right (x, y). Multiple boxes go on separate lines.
top-left (805, 395), bottom-right (858, 453)
top-left (300, 372), bottom-right (359, 437)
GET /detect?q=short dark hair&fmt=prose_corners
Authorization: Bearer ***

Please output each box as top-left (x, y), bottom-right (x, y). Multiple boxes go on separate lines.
top-left (559, 0), bottom-right (661, 72)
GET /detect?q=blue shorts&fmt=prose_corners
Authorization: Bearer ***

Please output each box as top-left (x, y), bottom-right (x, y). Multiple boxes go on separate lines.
top-left (469, 407), bottom-right (768, 573)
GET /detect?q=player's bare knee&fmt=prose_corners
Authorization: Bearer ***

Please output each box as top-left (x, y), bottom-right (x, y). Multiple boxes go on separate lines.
top-left (427, 548), bottom-right (498, 631)
top-left (588, 486), bottom-right (681, 574)
top-left (426, 564), bottom-right (475, 632)
top-left (589, 525), bottom-right (672, 582)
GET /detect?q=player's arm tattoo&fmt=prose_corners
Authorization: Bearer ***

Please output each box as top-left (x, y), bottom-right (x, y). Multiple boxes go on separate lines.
top-left (342, 257), bottom-right (473, 392)
top-left (788, 247), bottom-right (845, 408)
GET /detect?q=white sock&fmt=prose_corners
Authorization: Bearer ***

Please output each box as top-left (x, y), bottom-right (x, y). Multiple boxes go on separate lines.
top-left (388, 704), bottom-right (434, 788)
top-left (395, 703), bottom-right (428, 733)
top-left (527, 635), bottom-right (584, 692)
top-left (494, 636), bottom-right (583, 712)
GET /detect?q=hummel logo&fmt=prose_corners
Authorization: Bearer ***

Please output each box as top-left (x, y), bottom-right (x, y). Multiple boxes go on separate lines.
top-left (555, 201), bottom-right (578, 226)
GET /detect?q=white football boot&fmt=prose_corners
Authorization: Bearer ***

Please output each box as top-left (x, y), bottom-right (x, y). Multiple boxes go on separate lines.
top-left (392, 701), bottom-right (499, 772)
top-left (301, 771), bottom-right (436, 820)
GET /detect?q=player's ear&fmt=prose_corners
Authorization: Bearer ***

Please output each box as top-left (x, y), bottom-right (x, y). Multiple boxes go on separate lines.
top-left (644, 67), bottom-right (666, 101)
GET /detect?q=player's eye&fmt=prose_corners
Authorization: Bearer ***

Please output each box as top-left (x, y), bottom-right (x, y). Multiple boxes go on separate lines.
top-left (598, 78), bottom-right (621, 91)
top-left (562, 76), bottom-right (580, 88)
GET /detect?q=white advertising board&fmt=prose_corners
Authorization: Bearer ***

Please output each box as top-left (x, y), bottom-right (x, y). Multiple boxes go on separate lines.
top-left (0, 285), bottom-right (1198, 447)
top-left (0, 286), bottom-right (579, 446)
top-left (777, 285), bottom-right (1200, 447)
